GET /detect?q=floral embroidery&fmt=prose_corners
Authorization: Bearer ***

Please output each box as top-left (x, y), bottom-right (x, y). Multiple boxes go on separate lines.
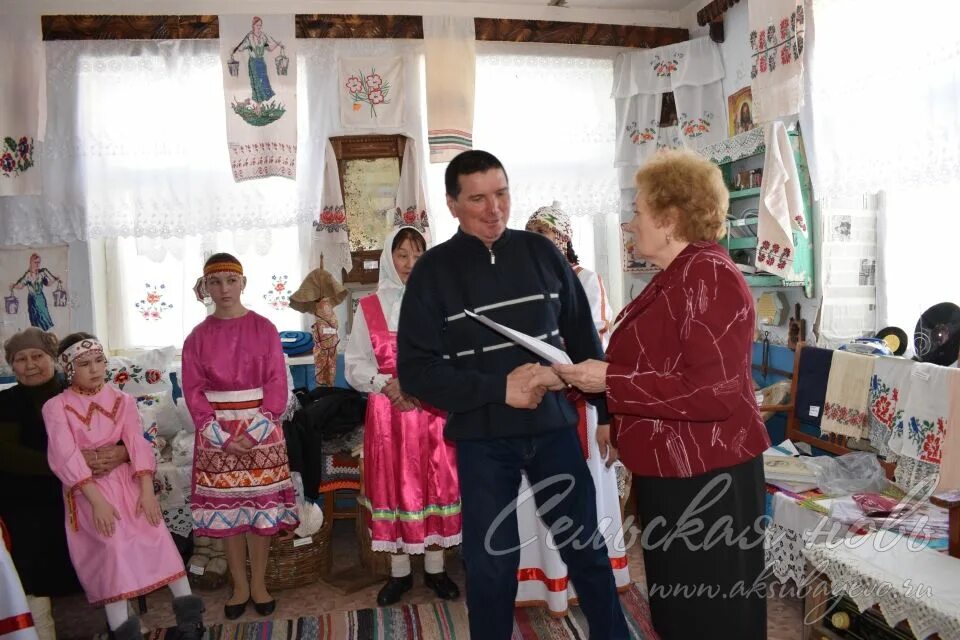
top-left (135, 283), bottom-right (173, 321)
top-left (1, 136), bottom-right (35, 178)
top-left (263, 274), bottom-right (290, 310)
top-left (757, 241), bottom-right (792, 270)
top-left (314, 205), bottom-right (348, 234)
top-left (679, 112), bottom-right (713, 138)
top-left (392, 206), bottom-right (430, 234)
top-left (625, 121), bottom-right (657, 145)
top-left (750, 5), bottom-right (805, 79)
top-left (345, 68), bottom-right (392, 118)
top-left (908, 417), bottom-right (945, 464)
top-left (106, 365), bottom-right (163, 390)
top-left (651, 53), bottom-right (683, 77)
top-left (793, 214), bottom-right (807, 233)
top-left (869, 376), bottom-right (897, 427)
top-left (823, 401), bottom-right (868, 429)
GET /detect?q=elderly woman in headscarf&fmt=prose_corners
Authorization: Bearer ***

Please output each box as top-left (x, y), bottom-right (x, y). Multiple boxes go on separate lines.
top-left (344, 226), bottom-right (462, 607)
top-left (0, 328), bottom-right (128, 640)
top-left (526, 201), bottom-right (614, 348)
top-left (517, 203), bottom-right (629, 615)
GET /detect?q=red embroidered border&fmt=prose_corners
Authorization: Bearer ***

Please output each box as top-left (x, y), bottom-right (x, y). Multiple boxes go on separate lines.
top-left (89, 570), bottom-right (187, 607)
top-left (65, 397), bottom-right (123, 429)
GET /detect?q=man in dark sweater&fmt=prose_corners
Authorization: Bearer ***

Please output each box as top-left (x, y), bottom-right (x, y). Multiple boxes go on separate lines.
top-left (397, 151), bottom-right (628, 639)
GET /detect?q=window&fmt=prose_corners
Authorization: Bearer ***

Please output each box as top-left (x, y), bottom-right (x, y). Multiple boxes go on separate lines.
top-left (103, 228), bottom-right (308, 352)
top-left (426, 44), bottom-right (622, 310)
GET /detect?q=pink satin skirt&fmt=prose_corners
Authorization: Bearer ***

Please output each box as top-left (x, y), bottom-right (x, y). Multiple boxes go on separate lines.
top-left (361, 394), bottom-right (462, 554)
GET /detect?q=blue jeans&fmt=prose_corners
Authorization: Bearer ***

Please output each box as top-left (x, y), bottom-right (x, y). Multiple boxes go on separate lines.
top-left (456, 428), bottom-right (629, 640)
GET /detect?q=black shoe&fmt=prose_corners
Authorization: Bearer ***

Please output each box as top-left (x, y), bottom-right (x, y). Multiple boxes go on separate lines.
top-left (252, 599), bottom-right (276, 616)
top-left (376, 575), bottom-right (413, 606)
top-left (423, 571), bottom-right (460, 600)
top-left (223, 599), bottom-right (248, 620)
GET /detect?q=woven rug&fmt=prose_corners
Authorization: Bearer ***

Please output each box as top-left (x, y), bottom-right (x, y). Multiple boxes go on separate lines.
top-left (139, 583), bottom-right (657, 639)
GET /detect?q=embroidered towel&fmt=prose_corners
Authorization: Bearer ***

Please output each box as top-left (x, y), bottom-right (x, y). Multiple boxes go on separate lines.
top-left (756, 121), bottom-right (805, 278)
top-left (339, 56), bottom-right (404, 129)
top-left (935, 372), bottom-right (960, 492)
top-left (868, 357), bottom-right (913, 459)
top-left (612, 37), bottom-right (725, 175)
top-left (313, 140), bottom-right (351, 280)
top-left (892, 364), bottom-right (959, 493)
top-left (219, 14), bottom-right (296, 182)
top-left (794, 346), bottom-right (833, 427)
top-left (821, 351), bottom-right (875, 439)
top-left (423, 16), bottom-right (476, 163)
top-left (0, 13), bottom-right (43, 196)
top-left (749, 0), bottom-right (806, 122)
top-left (392, 138), bottom-right (431, 242)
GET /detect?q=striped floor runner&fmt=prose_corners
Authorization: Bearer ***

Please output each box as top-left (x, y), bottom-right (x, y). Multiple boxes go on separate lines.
top-left (141, 583), bottom-right (657, 640)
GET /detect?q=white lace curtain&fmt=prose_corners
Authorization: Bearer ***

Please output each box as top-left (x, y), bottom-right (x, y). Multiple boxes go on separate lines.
top-left (82, 38), bottom-right (427, 351)
top-left (0, 38), bottom-right (427, 246)
top-left (807, 0), bottom-right (960, 198)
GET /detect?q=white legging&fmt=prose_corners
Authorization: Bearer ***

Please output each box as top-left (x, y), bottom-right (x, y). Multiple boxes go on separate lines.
top-left (103, 576), bottom-right (191, 630)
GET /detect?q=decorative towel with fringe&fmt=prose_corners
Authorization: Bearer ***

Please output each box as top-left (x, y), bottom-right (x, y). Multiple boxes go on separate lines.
top-left (868, 356), bottom-right (913, 460)
top-left (890, 363), bottom-right (959, 493)
top-left (423, 16), bottom-right (476, 163)
top-left (821, 350), bottom-right (875, 440)
top-left (756, 121), bottom-right (806, 279)
top-left (313, 140), bottom-right (351, 280)
top-left (0, 13), bottom-right (44, 196)
top-left (749, 0), bottom-right (806, 122)
top-left (392, 138), bottom-right (431, 242)
top-left (219, 14), bottom-right (297, 182)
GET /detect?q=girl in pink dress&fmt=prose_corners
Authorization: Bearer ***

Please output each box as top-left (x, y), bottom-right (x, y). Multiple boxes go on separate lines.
top-left (345, 227), bottom-right (462, 607)
top-left (42, 333), bottom-right (204, 640)
top-left (183, 253), bottom-right (298, 620)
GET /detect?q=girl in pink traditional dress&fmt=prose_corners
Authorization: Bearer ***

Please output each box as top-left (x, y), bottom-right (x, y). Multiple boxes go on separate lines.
top-left (345, 227), bottom-right (462, 607)
top-left (41, 333), bottom-right (204, 640)
top-left (182, 253), bottom-right (298, 621)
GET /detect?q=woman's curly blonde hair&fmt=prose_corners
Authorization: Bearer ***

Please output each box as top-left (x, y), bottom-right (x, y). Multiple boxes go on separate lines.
top-left (634, 149), bottom-right (729, 243)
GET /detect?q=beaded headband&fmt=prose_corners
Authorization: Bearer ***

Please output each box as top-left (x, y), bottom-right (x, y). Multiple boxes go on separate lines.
top-left (59, 338), bottom-right (104, 379)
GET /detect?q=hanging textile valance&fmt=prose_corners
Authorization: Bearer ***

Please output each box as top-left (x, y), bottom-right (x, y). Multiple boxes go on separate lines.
top-left (612, 36), bottom-right (725, 187)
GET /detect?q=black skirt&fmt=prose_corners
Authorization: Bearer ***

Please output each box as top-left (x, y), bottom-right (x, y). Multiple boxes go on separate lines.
top-left (635, 455), bottom-right (767, 640)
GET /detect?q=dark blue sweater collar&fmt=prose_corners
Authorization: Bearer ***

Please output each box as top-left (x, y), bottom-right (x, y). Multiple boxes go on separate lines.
top-left (454, 227), bottom-right (513, 252)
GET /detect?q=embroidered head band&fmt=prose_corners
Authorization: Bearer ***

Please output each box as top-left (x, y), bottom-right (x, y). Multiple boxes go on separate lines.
top-left (194, 257), bottom-right (244, 302)
top-left (526, 201), bottom-right (572, 252)
top-left (59, 338), bottom-right (104, 379)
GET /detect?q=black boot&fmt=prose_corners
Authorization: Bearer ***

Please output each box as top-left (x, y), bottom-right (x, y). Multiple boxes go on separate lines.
top-left (376, 574), bottom-right (413, 606)
top-left (423, 572), bottom-right (460, 600)
top-left (112, 616), bottom-right (142, 640)
top-left (172, 595), bottom-right (205, 640)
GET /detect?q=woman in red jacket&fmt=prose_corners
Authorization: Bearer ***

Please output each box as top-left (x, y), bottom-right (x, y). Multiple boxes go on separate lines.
top-left (555, 149), bottom-right (770, 640)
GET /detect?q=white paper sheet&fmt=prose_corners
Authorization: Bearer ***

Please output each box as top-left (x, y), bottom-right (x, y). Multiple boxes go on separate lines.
top-left (464, 310), bottom-right (571, 365)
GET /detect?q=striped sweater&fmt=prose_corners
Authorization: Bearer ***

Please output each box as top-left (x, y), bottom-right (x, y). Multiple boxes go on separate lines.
top-left (398, 228), bottom-right (608, 440)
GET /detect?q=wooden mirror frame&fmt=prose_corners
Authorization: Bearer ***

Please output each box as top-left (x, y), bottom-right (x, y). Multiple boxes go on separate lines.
top-left (329, 134), bottom-right (407, 284)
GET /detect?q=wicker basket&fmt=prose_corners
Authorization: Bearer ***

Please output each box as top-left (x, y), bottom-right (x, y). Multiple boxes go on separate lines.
top-left (357, 458), bottom-right (392, 577)
top-left (260, 528), bottom-right (328, 591)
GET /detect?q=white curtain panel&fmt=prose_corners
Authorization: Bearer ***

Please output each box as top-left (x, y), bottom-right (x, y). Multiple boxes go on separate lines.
top-left (808, 0), bottom-right (960, 198)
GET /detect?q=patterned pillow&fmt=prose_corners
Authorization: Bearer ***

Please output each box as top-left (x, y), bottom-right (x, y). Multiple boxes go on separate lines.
top-left (105, 346), bottom-right (175, 397)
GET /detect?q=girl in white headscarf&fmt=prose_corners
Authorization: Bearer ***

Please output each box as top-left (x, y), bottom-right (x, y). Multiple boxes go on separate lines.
top-left (520, 202), bottom-right (629, 614)
top-left (526, 201), bottom-right (613, 348)
top-left (344, 227), bottom-right (462, 607)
